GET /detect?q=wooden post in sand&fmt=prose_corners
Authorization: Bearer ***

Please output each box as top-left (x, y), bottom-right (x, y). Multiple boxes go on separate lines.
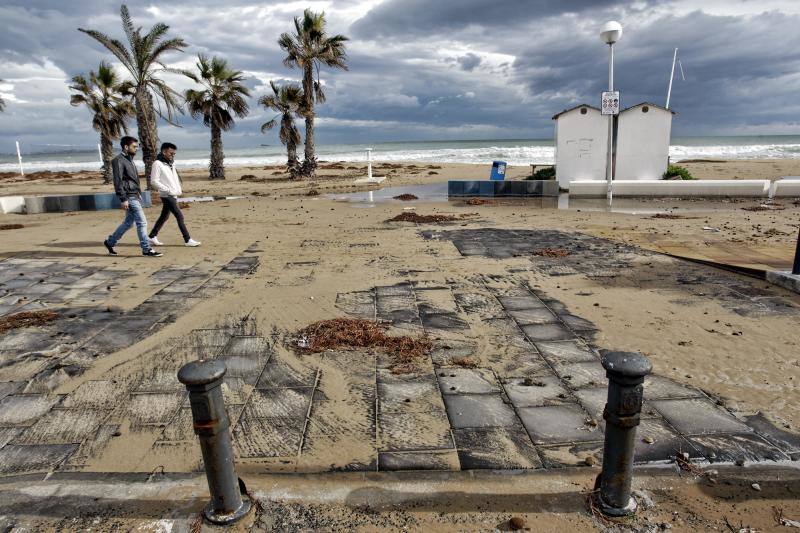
top-left (15, 141), bottom-right (24, 177)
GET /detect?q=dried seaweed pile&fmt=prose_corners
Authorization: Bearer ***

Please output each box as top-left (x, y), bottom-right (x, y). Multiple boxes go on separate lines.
top-left (0, 224), bottom-right (25, 230)
top-left (296, 318), bottom-right (431, 373)
top-left (387, 212), bottom-right (457, 223)
top-left (393, 194), bottom-right (419, 201)
top-left (466, 198), bottom-right (492, 206)
top-left (0, 310), bottom-right (59, 335)
top-left (532, 247), bottom-right (571, 258)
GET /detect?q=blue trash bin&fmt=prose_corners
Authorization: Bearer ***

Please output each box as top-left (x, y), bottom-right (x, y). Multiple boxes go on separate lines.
top-left (490, 160), bottom-right (507, 181)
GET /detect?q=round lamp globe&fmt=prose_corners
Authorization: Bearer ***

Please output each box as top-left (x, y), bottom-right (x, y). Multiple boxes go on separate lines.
top-left (600, 21), bottom-right (623, 44)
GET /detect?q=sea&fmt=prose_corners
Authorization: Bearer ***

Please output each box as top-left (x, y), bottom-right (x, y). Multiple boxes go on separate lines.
top-left (2, 135), bottom-right (799, 173)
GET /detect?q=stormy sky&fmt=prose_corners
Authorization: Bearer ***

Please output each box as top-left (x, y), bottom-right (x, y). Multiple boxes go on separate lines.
top-left (1, 0), bottom-right (799, 152)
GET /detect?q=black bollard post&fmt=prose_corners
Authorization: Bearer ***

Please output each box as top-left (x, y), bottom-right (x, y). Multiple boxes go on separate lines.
top-left (178, 359), bottom-right (251, 525)
top-left (595, 350), bottom-right (652, 516)
top-left (792, 226), bottom-right (799, 276)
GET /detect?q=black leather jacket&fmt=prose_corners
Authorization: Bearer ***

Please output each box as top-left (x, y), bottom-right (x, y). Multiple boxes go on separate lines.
top-left (111, 152), bottom-right (142, 201)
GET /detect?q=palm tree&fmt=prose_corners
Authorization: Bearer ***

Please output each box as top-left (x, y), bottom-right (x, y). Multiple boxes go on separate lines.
top-left (279, 9), bottom-right (348, 178)
top-left (259, 81), bottom-right (304, 178)
top-left (69, 62), bottom-right (135, 184)
top-left (184, 54), bottom-right (250, 180)
top-left (79, 4), bottom-right (187, 188)
top-left (0, 80), bottom-right (6, 112)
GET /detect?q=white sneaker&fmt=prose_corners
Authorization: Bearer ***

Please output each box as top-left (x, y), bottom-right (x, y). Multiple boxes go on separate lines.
top-left (148, 236), bottom-right (164, 246)
top-left (185, 239), bottom-right (201, 247)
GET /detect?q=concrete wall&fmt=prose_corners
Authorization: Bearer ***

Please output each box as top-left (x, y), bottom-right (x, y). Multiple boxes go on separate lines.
top-left (615, 104), bottom-right (672, 181)
top-left (772, 178), bottom-right (800, 198)
top-left (0, 196), bottom-right (25, 214)
top-left (554, 106), bottom-right (608, 189)
top-left (569, 180), bottom-right (770, 198)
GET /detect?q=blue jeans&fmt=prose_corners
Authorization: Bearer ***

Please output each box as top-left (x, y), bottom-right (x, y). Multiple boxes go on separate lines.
top-left (107, 197), bottom-right (150, 252)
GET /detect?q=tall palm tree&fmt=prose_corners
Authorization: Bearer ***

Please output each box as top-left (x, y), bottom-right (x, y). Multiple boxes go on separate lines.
top-left (279, 9), bottom-right (348, 178)
top-left (259, 81), bottom-right (304, 179)
top-left (79, 4), bottom-right (187, 188)
top-left (69, 62), bottom-right (135, 184)
top-left (184, 54), bottom-right (250, 180)
top-left (0, 80), bottom-right (6, 112)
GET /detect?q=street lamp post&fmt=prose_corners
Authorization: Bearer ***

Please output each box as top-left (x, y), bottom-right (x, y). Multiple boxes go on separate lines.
top-left (600, 21), bottom-right (622, 204)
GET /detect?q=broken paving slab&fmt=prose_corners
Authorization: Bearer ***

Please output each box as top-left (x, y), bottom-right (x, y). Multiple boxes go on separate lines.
top-left (0, 444), bottom-right (78, 475)
top-left (687, 433), bottom-right (790, 463)
top-left (650, 398), bottom-right (752, 436)
top-left (517, 403), bottom-right (599, 445)
top-left (745, 413), bottom-right (800, 452)
top-left (0, 394), bottom-right (63, 427)
top-left (635, 418), bottom-right (698, 464)
top-left (443, 394), bottom-right (518, 429)
top-left (503, 375), bottom-right (571, 408)
top-left (453, 292), bottom-right (506, 319)
top-left (452, 425), bottom-right (542, 470)
top-left (378, 450), bottom-right (460, 471)
top-left (538, 441), bottom-right (604, 468)
top-left (436, 368), bottom-right (501, 395)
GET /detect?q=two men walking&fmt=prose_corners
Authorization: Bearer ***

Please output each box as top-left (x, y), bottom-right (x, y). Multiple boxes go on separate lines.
top-left (103, 137), bottom-right (199, 256)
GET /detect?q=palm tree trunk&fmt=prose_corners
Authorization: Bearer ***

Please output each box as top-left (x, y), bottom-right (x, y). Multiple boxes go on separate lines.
top-left (301, 64), bottom-right (316, 178)
top-left (100, 136), bottom-right (114, 184)
top-left (135, 89), bottom-right (159, 189)
top-left (209, 123), bottom-right (225, 180)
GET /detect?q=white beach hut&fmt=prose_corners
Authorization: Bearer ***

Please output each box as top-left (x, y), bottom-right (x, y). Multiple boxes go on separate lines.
top-left (552, 104), bottom-right (608, 189)
top-left (615, 102), bottom-right (675, 181)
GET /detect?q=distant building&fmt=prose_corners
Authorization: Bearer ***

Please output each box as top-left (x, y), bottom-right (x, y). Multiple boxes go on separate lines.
top-left (551, 104), bottom-right (608, 189)
top-left (615, 102), bottom-right (675, 181)
top-left (551, 102), bottom-right (675, 189)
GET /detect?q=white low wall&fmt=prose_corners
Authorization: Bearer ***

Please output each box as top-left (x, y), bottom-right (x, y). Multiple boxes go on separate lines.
top-left (569, 180), bottom-right (770, 197)
top-left (771, 178), bottom-right (800, 198)
top-left (0, 196), bottom-right (25, 214)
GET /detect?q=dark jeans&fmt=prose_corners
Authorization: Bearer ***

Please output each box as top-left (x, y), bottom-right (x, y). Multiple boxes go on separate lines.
top-left (149, 195), bottom-right (190, 242)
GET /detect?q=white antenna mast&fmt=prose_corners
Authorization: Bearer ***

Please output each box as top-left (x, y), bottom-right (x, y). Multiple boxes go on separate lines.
top-left (666, 48), bottom-right (678, 109)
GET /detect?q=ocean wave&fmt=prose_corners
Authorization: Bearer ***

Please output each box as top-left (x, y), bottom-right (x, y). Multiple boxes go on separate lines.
top-left (1, 142), bottom-right (798, 172)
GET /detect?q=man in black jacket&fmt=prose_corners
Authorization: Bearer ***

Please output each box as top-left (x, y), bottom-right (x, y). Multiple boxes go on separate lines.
top-left (103, 136), bottom-right (163, 257)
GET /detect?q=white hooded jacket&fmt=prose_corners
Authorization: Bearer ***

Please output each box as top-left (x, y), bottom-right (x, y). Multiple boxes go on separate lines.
top-left (150, 159), bottom-right (183, 197)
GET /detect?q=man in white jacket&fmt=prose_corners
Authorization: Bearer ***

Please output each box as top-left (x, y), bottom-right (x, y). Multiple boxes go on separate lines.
top-left (148, 143), bottom-right (201, 247)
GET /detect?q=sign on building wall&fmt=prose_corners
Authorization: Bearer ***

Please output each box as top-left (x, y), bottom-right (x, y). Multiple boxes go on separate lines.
top-left (601, 91), bottom-right (620, 115)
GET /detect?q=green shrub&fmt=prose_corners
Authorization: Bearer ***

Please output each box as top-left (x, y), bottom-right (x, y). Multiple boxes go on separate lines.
top-left (527, 166), bottom-right (556, 180)
top-left (663, 164), bottom-right (695, 180)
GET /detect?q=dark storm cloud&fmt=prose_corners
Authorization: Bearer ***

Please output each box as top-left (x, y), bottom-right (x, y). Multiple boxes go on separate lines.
top-left (351, 0), bottom-right (623, 38)
top-left (457, 53), bottom-right (482, 72)
top-left (1, 1), bottom-right (799, 152)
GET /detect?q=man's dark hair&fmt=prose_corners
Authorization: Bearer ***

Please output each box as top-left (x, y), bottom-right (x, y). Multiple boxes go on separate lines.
top-left (160, 142), bottom-right (177, 151)
top-left (120, 136), bottom-right (138, 149)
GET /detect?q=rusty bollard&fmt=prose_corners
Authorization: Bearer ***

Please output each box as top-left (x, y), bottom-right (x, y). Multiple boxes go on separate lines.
top-left (178, 359), bottom-right (251, 525)
top-left (595, 350), bottom-right (652, 516)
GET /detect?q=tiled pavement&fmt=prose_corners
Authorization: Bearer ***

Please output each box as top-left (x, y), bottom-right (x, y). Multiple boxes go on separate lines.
top-left (1, 231), bottom-right (799, 477)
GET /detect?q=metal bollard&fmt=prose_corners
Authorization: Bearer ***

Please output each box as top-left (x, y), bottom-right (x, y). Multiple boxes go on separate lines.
top-left (178, 359), bottom-right (251, 525)
top-left (792, 227), bottom-right (799, 276)
top-left (595, 350), bottom-right (652, 516)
